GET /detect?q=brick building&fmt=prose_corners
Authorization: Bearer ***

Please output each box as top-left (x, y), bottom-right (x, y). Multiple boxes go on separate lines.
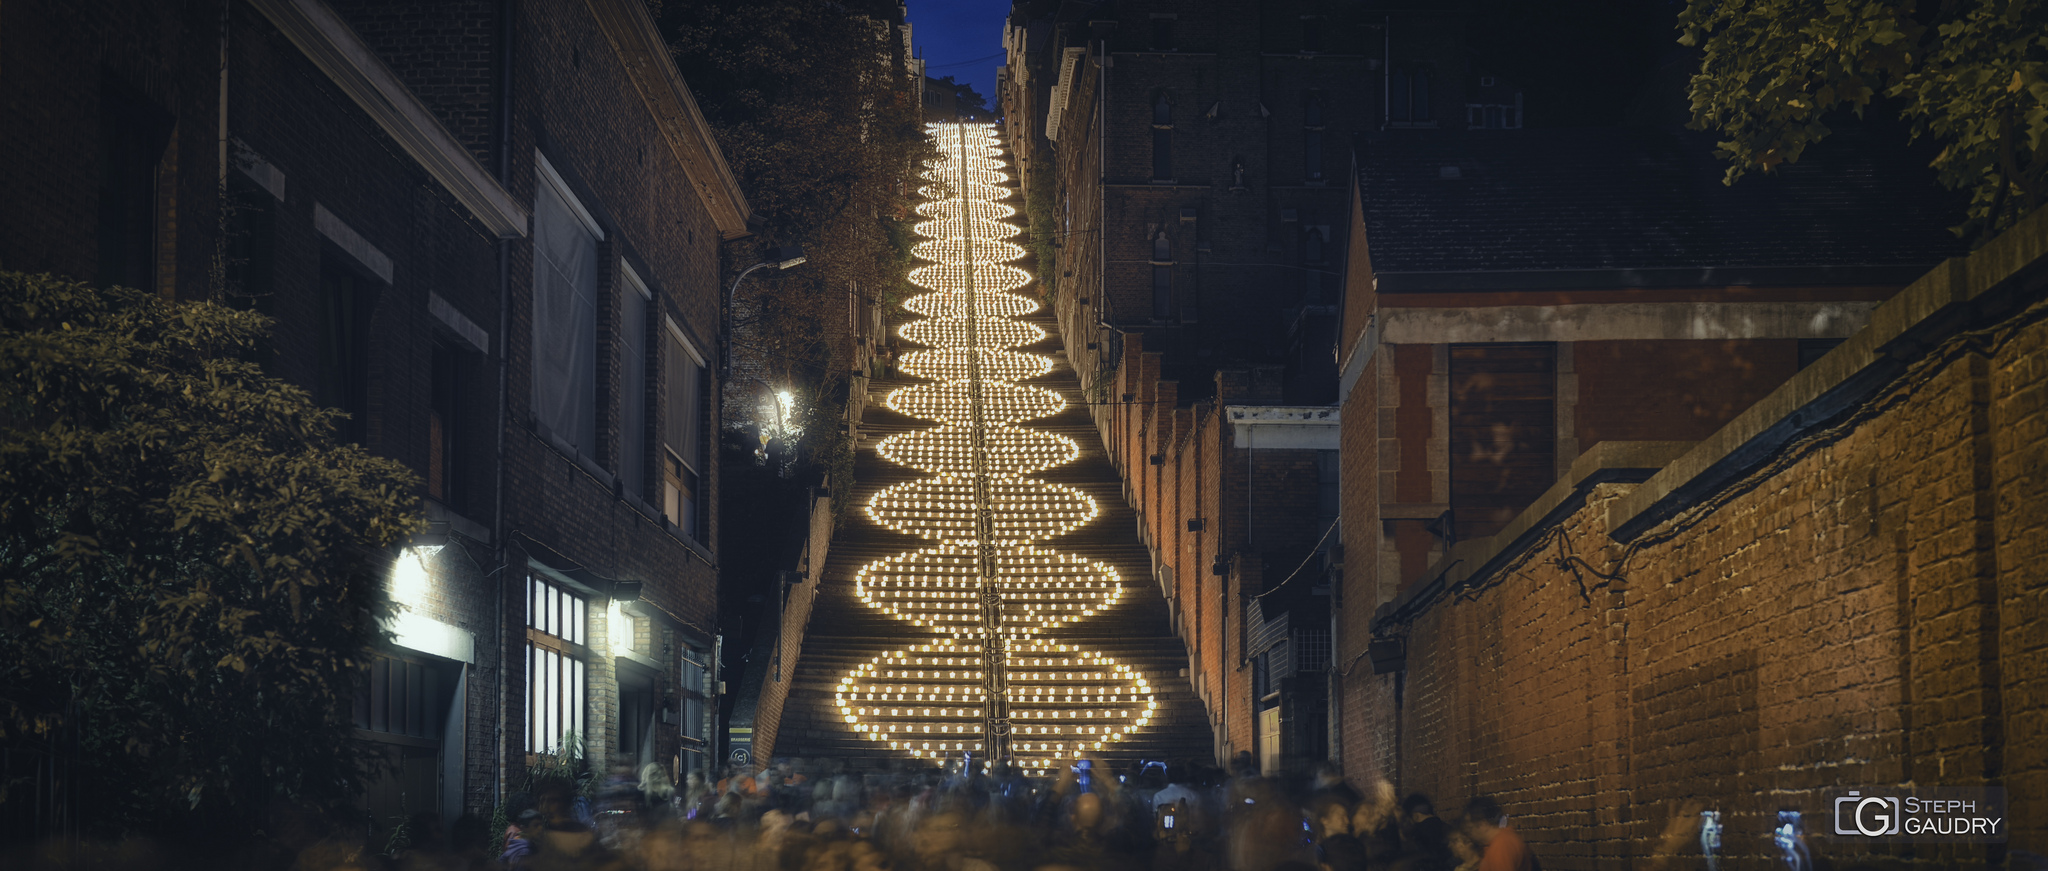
top-left (999, 0), bottom-right (1480, 769)
top-left (0, 0), bottom-right (748, 832)
top-left (1324, 125), bottom-right (2048, 866)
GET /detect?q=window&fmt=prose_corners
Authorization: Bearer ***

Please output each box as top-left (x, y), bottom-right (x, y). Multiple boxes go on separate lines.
top-left (679, 645), bottom-right (711, 774)
top-left (354, 653), bottom-right (454, 739)
top-left (1152, 233), bottom-right (1172, 320)
top-left (1464, 101), bottom-right (1522, 129)
top-left (1389, 69), bottom-right (1431, 124)
top-left (97, 78), bottom-right (173, 292)
top-left (1150, 17), bottom-right (1174, 51)
top-left (662, 323), bottom-right (707, 540)
top-left (526, 575), bottom-right (587, 754)
top-left (1151, 94), bottom-right (1173, 181)
top-left (620, 266), bottom-right (653, 500)
top-left (1303, 226), bottom-right (1326, 300)
top-left (1304, 94), bottom-right (1326, 182)
top-left (428, 340), bottom-right (458, 502)
top-left (223, 176), bottom-right (276, 310)
top-left (318, 256), bottom-right (378, 444)
top-left (532, 152), bottom-right (603, 457)
top-left (1301, 18), bottom-right (1322, 53)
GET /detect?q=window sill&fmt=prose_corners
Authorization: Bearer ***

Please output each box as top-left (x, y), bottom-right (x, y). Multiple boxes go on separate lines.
top-left (533, 419), bottom-right (615, 490)
top-left (424, 498), bottom-right (491, 544)
top-left (664, 521), bottom-right (716, 566)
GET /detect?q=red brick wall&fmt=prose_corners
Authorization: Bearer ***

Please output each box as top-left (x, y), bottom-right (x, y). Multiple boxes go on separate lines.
top-left (1574, 339), bottom-right (1799, 452)
top-left (1352, 304), bottom-right (2048, 867)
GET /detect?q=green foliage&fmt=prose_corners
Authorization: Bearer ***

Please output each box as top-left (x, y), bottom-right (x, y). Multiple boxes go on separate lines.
top-left (1022, 162), bottom-right (1060, 303)
top-left (0, 271), bottom-right (422, 837)
top-left (664, 0), bottom-right (931, 472)
top-left (1680, 0), bottom-right (2048, 241)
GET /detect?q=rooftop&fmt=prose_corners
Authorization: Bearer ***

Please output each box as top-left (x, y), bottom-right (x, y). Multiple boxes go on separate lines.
top-left (1356, 126), bottom-right (1967, 283)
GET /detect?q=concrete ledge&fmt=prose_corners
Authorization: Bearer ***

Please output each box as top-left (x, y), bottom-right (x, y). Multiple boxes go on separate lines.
top-left (1609, 205), bottom-right (2048, 542)
top-left (1374, 440), bottom-right (1694, 632)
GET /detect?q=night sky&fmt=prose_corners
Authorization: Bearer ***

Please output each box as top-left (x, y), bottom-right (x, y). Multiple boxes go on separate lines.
top-left (906, 0), bottom-right (1009, 108)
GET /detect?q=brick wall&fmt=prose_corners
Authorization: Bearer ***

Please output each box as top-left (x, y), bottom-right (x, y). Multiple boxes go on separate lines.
top-left (738, 493), bottom-right (835, 761)
top-left (1338, 213), bottom-right (2048, 867)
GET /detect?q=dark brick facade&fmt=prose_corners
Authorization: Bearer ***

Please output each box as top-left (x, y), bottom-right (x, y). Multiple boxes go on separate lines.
top-left (1001, 0), bottom-right (1394, 768)
top-left (1331, 194), bottom-right (2048, 867)
top-left (0, 0), bottom-right (745, 828)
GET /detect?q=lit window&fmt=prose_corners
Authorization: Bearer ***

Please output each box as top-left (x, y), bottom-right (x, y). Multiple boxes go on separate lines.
top-left (662, 323), bottom-right (707, 541)
top-left (526, 574), bottom-right (587, 755)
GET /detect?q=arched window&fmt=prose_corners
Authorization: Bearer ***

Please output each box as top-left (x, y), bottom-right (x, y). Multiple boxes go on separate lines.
top-left (1153, 232), bottom-right (1172, 262)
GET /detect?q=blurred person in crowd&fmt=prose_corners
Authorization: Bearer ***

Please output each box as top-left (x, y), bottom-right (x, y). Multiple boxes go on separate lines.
top-left (1308, 763), bottom-right (1360, 806)
top-left (1460, 796), bottom-right (1537, 871)
top-left (1312, 834), bottom-right (1366, 871)
top-left (1225, 776), bottom-right (1311, 871)
top-left (907, 811), bottom-right (997, 871)
top-left (1350, 778), bottom-right (1401, 864)
top-left (1399, 794), bottom-right (1454, 871)
top-left (1152, 766), bottom-right (1200, 814)
top-left (1306, 794), bottom-right (1351, 842)
top-left (502, 808), bottom-right (545, 865)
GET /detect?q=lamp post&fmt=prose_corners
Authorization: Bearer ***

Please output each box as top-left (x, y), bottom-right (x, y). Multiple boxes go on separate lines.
top-left (721, 245), bottom-right (808, 377)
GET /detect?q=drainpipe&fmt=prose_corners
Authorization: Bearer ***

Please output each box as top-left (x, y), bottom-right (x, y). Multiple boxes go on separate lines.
top-left (1381, 17), bottom-right (1391, 131)
top-left (491, 0), bottom-right (516, 809)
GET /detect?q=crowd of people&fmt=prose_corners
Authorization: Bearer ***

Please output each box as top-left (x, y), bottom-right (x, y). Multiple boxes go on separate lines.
top-left (398, 754), bottom-right (1542, 871)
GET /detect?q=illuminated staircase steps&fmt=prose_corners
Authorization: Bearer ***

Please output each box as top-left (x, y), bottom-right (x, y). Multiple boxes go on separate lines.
top-left (777, 328), bottom-right (1212, 766)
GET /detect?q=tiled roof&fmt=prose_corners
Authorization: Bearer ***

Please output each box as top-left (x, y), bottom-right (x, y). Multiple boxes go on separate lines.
top-left (1357, 127), bottom-right (1966, 278)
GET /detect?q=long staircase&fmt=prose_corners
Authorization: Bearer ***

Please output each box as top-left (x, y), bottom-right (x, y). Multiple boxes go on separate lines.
top-left (771, 125), bottom-right (1212, 771)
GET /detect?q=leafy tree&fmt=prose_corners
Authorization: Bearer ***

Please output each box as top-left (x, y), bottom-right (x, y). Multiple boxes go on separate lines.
top-left (663, 0), bottom-right (930, 474)
top-left (0, 271), bottom-right (421, 839)
top-left (1680, 0), bottom-right (2048, 241)
top-left (932, 75), bottom-right (991, 118)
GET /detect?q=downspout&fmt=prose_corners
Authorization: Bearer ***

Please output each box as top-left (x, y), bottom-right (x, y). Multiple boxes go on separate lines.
top-left (492, 0), bottom-right (516, 809)
top-left (1381, 17), bottom-right (1391, 131)
top-left (214, 0), bottom-right (231, 303)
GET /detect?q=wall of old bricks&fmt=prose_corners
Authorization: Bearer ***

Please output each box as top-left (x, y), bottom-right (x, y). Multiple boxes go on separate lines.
top-left (1338, 246), bottom-right (2048, 867)
top-left (737, 493), bottom-right (836, 762)
top-left (493, 0), bottom-right (726, 783)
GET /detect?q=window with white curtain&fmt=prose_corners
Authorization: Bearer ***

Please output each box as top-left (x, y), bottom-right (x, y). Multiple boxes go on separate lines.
top-left (620, 266), bottom-right (652, 499)
top-left (531, 152), bottom-right (603, 456)
top-left (526, 574), bottom-right (587, 755)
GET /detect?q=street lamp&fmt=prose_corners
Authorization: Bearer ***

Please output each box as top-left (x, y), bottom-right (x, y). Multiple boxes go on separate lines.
top-left (721, 245), bottom-right (808, 376)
